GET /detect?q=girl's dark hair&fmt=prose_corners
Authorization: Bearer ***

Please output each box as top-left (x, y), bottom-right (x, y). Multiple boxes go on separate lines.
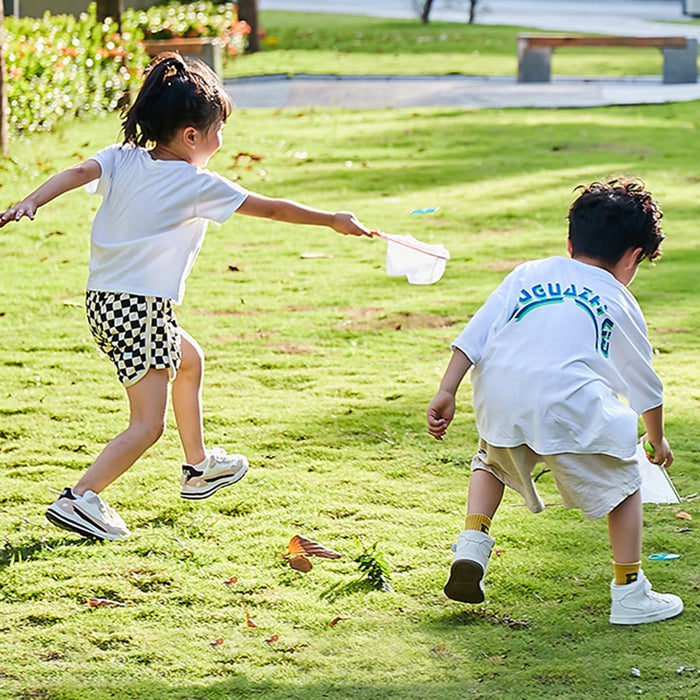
top-left (568, 178), bottom-right (665, 265)
top-left (121, 52), bottom-right (232, 147)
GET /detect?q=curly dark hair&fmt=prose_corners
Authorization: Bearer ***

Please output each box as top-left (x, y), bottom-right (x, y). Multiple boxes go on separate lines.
top-left (568, 178), bottom-right (665, 266)
top-left (121, 52), bottom-right (232, 147)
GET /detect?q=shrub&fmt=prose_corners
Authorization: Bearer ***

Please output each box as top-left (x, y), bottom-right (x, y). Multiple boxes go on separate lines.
top-left (133, 2), bottom-right (251, 57)
top-left (3, 4), bottom-right (148, 134)
top-left (2, 2), bottom-right (250, 136)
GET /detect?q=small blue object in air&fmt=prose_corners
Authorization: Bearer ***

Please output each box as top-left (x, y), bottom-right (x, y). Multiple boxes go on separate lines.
top-left (410, 207), bottom-right (439, 215)
top-left (648, 553), bottom-right (681, 561)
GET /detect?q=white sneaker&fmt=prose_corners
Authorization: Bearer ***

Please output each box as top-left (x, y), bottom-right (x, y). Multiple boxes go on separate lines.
top-left (609, 570), bottom-right (683, 625)
top-left (444, 529), bottom-right (495, 603)
top-left (180, 448), bottom-right (248, 500)
top-left (46, 488), bottom-right (130, 541)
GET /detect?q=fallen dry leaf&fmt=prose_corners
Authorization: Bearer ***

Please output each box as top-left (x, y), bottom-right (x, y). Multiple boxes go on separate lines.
top-left (209, 637), bottom-right (224, 648)
top-left (289, 555), bottom-right (313, 572)
top-left (328, 616), bottom-right (344, 628)
top-left (287, 535), bottom-right (342, 559)
top-left (675, 511), bottom-right (693, 521)
top-left (264, 634), bottom-right (279, 644)
top-left (85, 597), bottom-right (127, 607)
top-left (245, 610), bottom-right (258, 628)
top-left (223, 576), bottom-right (238, 586)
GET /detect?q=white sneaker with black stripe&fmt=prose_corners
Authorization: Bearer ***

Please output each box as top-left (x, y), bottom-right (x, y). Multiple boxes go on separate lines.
top-left (46, 488), bottom-right (130, 541)
top-left (180, 448), bottom-right (248, 500)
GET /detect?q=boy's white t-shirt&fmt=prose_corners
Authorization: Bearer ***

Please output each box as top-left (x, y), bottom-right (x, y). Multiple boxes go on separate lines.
top-left (85, 144), bottom-right (248, 304)
top-left (452, 256), bottom-right (663, 459)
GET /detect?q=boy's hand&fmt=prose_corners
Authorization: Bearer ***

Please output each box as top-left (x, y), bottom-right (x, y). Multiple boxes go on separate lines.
top-left (331, 211), bottom-right (373, 238)
top-left (643, 434), bottom-right (674, 468)
top-left (427, 390), bottom-right (456, 441)
top-left (0, 199), bottom-right (37, 227)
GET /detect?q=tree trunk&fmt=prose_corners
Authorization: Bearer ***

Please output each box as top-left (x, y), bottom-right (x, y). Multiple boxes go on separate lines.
top-left (237, 0), bottom-right (260, 54)
top-left (421, 0), bottom-right (435, 25)
top-left (469, 0), bottom-right (478, 24)
top-left (0, 4), bottom-right (8, 158)
top-left (96, 0), bottom-right (123, 31)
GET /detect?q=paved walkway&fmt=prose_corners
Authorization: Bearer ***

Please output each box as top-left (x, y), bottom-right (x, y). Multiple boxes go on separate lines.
top-left (226, 1), bottom-right (700, 109)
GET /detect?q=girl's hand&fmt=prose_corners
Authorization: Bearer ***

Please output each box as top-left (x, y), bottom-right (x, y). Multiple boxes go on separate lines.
top-left (331, 211), bottom-right (373, 238)
top-left (427, 390), bottom-right (456, 441)
top-left (0, 199), bottom-right (38, 227)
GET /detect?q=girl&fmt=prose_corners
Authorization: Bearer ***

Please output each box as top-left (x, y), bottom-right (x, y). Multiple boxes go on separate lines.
top-left (0, 53), bottom-right (372, 541)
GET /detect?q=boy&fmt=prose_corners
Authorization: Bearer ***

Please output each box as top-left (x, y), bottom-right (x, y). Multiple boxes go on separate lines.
top-left (426, 178), bottom-right (682, 625)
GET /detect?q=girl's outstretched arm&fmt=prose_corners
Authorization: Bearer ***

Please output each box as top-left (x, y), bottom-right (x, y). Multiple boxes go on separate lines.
top-left (0, 159), bottom-right (102, 227)
top-left (236, 193), bottom-right (372, 238)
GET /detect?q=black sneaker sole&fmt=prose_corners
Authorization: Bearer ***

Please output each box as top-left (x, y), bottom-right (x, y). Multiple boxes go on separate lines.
top-left (46, 508), bottom-right (118, 541)
top-left (444, 559), bottom-right (485, 603)
top-left (180, 463), bottom-right (248, 500)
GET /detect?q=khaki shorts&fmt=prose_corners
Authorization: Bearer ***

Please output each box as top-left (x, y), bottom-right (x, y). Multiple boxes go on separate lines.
top-left (471, 439), bottom-right (641, 521)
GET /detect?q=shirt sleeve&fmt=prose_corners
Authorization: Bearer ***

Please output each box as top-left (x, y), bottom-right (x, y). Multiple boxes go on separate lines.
top-left (84, 144), bottom-right (121, 196)
top-left (194, 170), bottom-right (249, 223)
top-left (608, 295), bottom-right (664, 414)
top-left (451, 269), bottom-right (517, 365)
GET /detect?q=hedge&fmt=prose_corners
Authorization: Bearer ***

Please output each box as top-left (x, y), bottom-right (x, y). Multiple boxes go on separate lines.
top-left (3, 2), bottom-right (249, 135)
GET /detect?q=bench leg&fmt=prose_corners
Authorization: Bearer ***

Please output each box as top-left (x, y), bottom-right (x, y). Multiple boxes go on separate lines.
top-left (517, 42), bottom-right (552, 83)
top-left (662, 38), bottom-right (698, 84)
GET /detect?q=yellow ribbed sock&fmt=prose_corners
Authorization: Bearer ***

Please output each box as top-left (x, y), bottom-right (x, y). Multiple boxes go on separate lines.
top-left (614, 561), bottom-right (641, 585)
top-left (464, 513), bottom-right (492, 535)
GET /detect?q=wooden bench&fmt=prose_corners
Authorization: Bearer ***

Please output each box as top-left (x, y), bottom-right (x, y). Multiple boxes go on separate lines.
top-left (517, 35), bottom-right (698, 84)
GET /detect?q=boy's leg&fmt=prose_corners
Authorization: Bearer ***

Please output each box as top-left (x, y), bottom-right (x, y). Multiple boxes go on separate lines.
top-left (173, 329), bottom-right (248, 500)
top-left (607, 489), bottom-right (683, 624)
top-left (466, 468), bottom-right (505, 531)
top-left (46, 368), bottom-right (170, 540)
top-left (445, 468), bottom-right (503, 603)
top-left (607, 489), bottom-right (642, 583)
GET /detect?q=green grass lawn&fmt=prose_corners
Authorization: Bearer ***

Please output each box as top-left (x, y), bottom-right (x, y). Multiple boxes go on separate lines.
top-left (0, 84), bottom-right (699, 700)
top-left (223, 11), bottom-right (679, 78)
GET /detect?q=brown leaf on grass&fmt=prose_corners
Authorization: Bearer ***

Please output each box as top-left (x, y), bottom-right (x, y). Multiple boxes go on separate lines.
top-left (328, 616), bottom-right (344, 628)
top-left (85, 597), bottom-right (128, 607)
top-left (209, 637), bottom-right (224, 648)
top-left (264, 634), bottom-right (279, 644)
top-left (223, 576), bottom-right (238, 586)
top-left (287, 535), bottom-right (342, 559)
top-left (675, 511), bottom-right (693, 521)
top-left (289, 555), bottom-right (313, 572)
top-left (245, 610), bottom-right (257, 628)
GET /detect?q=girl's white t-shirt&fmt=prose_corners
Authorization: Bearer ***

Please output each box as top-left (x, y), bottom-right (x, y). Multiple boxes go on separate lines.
top-left (85, 144), bottom-right (248, 304)
top-left (452, 256), bottom-right (663, 459)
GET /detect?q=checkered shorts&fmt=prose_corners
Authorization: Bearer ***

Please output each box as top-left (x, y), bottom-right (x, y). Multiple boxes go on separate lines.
top-left (85, 290), bottom-right (182, 387)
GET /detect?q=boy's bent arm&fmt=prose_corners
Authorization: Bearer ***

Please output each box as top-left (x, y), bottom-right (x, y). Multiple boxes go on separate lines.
top-left (641, 404), bottom-right (673, 468)
top-left (0, 159), bottom-right (102, 227)
top-left (236, 193), bottom-right (372, 237)
top-left (427, 348), bottom-right (473, 441)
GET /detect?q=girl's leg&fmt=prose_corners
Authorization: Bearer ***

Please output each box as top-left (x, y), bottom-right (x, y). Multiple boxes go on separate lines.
top-left (73, 368), bottom-right (170, 496)
top-left (171, 329), bottom-right (207, 466)
top-left (607, 489), bottom-right (642, 564)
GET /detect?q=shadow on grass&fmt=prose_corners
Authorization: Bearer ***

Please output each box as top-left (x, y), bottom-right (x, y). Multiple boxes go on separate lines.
top-left (13, 678), bottom-right (484, 700)
top-left (0, 535), bottom-right (101, 571)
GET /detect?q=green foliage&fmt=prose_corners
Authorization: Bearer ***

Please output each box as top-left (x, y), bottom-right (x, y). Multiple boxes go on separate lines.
top-left (3, 2), bottom-right (249, 136)
top-left (354, 538), bottom-right (394, 592)
top-left (3, 3), bottom-right (147, 134)
top-left (135, 1), bottom-right (251, 56)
